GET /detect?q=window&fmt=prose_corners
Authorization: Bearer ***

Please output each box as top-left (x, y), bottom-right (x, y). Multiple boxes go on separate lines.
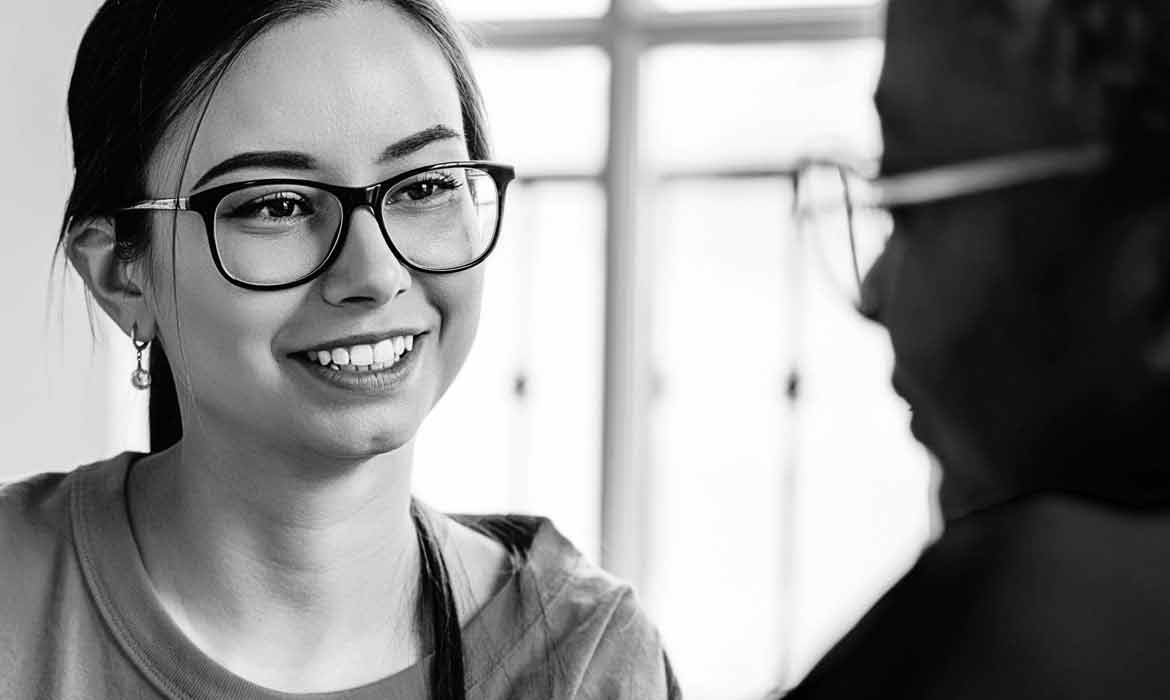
top-left (412, 2), bottom-right (935, 699)
top-left (414, 179), bottom-right (607, 561)
top-left (46, 2), bottom-right (924, 696)
top-left (443, 0), bottom-right (609, 21)
top-left (8, 5), bottom-right (928, 696)
top-left (414, 47), bottom-right (609, 560)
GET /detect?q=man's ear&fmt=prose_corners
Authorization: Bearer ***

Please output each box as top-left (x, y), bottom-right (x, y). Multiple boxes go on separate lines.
top-left (66, 216), bottom-right (156, 341)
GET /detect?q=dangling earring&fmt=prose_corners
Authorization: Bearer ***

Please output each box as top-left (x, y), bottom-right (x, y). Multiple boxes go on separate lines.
top-left (130, 323), bottom-right (152, 390)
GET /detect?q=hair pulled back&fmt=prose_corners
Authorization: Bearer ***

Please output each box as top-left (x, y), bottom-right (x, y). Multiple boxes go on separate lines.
top-left (59, 3), bottom-right (491, 697)
top-left (60, 0), bottom-right (490, 451)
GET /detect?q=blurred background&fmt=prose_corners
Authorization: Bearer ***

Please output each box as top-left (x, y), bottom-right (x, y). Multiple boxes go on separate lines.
top-left (1, 0), bottom-right (933, 697)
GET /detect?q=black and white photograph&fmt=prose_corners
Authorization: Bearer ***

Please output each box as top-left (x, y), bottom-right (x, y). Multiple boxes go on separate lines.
top-left (3, 0), bottom-right (1169, 698)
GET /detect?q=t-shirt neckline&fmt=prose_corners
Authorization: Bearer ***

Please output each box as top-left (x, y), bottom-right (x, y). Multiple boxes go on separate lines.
top-left (69, 453), bottom-right (566, 700)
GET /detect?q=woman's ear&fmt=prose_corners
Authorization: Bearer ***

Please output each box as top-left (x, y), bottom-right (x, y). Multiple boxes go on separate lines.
top-left (66, 216), bottom-right (156, 341)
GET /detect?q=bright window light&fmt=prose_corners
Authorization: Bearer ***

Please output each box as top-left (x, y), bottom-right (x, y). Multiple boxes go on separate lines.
top-left (646, 178), bottom-right (796, 699)
top-left (414, 182), bottom-right (606, 563)
top-left (646, 40), bottom-right (884, 171)
top-left (473, 48), bottom-right (609, 175)
top-left (655, 0), bottom-right (881, 11)
top-left (642, 39), bottom-right (930, 700)
top-left (446, 0), bottom-right (609, 22)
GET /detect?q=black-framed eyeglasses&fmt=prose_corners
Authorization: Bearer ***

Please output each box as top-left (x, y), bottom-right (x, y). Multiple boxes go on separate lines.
top-left (118, 160), bottom-right (516, 291)
top-left (793, 144), bottom-right (1108, 305)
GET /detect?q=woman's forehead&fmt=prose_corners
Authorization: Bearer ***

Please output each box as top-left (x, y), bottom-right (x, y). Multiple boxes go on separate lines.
top-left (160, 3), bottom-right (464, 191)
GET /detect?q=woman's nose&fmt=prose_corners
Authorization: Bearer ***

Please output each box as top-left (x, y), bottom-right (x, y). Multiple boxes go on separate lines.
top-left (319, 206), bottom-right (412, 307)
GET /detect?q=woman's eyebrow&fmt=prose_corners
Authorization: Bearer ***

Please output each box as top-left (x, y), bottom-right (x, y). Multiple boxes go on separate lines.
top-left (192, 124), bottom-right (463, 190)
top-left (193, 151), bottom-right (316, 190)
top-left (376, 124), bottom-right (461, 163)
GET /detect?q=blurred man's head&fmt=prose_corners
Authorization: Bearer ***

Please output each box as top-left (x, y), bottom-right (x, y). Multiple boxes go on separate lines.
top-left (868, 0), bottom-right (1170, 516)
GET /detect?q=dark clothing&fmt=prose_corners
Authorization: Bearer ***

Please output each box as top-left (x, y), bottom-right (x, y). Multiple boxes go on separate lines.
top-left (0, 453), bottom-right (680, 699)
top-left (784, 492), bottom-right (1170, 699)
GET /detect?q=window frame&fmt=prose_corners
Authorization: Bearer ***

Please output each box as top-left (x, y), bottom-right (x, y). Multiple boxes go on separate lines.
top-left (466, 0), bottom-right (885, 587)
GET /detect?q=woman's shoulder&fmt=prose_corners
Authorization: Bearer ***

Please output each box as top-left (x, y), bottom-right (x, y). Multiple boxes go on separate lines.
top-left (452, 512), bottom-right (678, 698)
top-left (454, 512), bottom-right (634, 615)
top-left (520, 517), bottom-right (662, 663)
top-left (1, 469), bottom-right (75, 551)
top-left (0, 453), bottom-right (131, 568)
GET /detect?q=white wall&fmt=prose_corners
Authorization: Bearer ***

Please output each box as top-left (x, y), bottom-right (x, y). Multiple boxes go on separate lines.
top-left (1, 1), bottom-right (147, 481)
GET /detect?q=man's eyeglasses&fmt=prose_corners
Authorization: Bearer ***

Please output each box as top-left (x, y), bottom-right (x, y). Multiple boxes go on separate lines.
top-left (793, 144), bottom-right (1108, 305)
top-left (118, 161), bottom-right (516, 291)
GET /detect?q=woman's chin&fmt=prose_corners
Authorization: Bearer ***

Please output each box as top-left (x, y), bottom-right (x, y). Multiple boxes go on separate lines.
top-left (276, 418), bottom-right (421, 467)
top-left (332, 427), bottom-right (418, 460)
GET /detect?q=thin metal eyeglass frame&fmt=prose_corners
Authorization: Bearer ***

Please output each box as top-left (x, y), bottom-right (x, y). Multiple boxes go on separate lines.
top-left (798, 143), bottom-right (1109, 295)
top-left (118, 160), bottom-right (517, 291)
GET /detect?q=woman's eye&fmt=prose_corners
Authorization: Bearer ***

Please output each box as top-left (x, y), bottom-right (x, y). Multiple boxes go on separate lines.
top-left (404, 182), bottom-right (443, 201)
top-left (390, 175), bottom-right (463, 205)
top-left (238, 194), bottom-right (312, 219)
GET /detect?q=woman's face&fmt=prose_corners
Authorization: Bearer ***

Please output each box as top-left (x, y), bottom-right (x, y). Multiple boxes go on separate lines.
top-left (141, 3), bottom-right (483, 461)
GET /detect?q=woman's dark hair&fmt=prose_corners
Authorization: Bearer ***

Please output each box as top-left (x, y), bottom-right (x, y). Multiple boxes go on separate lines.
top-left (59, 1), bottom-right (491, 697)
top-left (60, 0), bottom-right (490, 451)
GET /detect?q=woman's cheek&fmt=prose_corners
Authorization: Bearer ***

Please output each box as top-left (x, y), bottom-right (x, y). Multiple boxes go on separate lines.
top-left (428, 272), bottom-right (484, 395)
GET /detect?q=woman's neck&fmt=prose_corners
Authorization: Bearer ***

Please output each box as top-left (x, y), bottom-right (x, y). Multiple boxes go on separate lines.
top-left (128, 437), bottom-right (424, 692)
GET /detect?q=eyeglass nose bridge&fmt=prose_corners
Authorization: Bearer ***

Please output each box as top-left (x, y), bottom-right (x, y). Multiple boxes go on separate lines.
top-left (331, 182), bottom-right (386, 218)
top-left (318, 189), bottom-right (415, 301)
top-left (329, 182), bottom-right (402, 257)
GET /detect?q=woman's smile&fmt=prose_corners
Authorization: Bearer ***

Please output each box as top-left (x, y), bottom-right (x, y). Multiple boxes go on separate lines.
top-left (120, 1), bottom-right (490, 457)
top-left (290, 331), bottom-right (428, 397)
top-left (37, 0), bottom-right (679, 697)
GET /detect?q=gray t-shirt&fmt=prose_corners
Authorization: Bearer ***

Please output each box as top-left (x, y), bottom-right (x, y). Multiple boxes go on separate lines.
top-left (0, 454), bottom-right (679, 699)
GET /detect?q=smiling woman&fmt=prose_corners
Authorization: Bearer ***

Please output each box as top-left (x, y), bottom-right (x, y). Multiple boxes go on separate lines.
top-left (0, 1), bottom-right (677, 699)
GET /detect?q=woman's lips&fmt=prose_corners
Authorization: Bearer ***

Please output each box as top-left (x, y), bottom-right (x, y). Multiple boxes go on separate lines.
top-left (293, 333), bottom-right (426, 396)
top-left (303, 334), bottom-right (416, 372)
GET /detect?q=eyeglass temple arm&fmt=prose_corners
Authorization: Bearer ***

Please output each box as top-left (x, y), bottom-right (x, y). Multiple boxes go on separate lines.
top-left (867, 144), bottom-right (1108, 208)
top-left (120, 197), bottom-right (191, 212)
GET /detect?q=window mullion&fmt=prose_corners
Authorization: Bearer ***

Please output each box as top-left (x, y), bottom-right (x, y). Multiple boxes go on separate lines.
top-left (599, 0), bottom-right (651, 586)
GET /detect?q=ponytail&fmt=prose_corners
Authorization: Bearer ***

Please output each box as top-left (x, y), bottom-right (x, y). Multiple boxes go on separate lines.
top-left (147, 343), bottom-right (182, 452)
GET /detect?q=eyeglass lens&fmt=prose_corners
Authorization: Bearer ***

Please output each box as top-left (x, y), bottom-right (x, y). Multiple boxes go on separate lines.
top-left (211, 166), bottom-right (500, 286)
top-left (795, 164), bottom-right (892, 303)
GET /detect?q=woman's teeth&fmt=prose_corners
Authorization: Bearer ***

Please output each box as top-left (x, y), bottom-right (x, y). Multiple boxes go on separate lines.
top-left (306, 335), bottom-right (415, 372)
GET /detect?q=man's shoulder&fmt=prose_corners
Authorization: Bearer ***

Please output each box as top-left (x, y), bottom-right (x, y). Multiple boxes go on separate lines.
top-left (785, 495), bottom-right (1170, 699)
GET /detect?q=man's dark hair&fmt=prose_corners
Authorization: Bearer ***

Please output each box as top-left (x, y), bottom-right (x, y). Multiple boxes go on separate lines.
top-left (973, 0), bottom-right (1170, 184)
